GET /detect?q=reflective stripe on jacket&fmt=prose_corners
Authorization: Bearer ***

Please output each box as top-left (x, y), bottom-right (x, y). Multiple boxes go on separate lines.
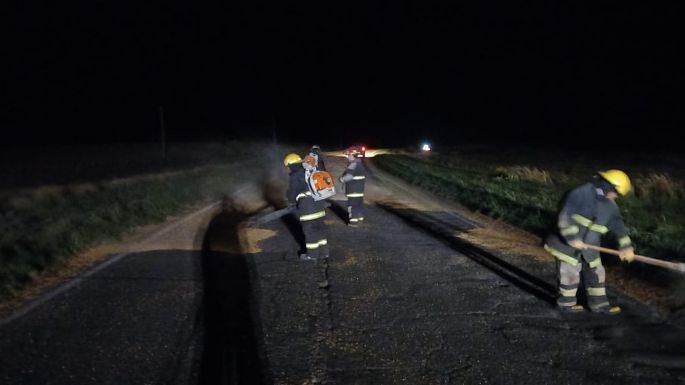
top-left (547, 181), bottom-right (632, 265)
top-left (341, 158), bottom-right (365, 196)
top-left (287, 164), bottom-right (326, 221)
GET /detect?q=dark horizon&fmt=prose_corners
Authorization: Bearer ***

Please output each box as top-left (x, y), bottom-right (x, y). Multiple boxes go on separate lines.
top-left (4, 1), bottom-right (684, 149)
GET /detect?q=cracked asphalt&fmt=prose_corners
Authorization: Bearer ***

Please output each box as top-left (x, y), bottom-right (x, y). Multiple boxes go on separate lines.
top-left (251, 155), bottom-right (685, 384)
top-left (1, 152), bottom-right (684, 384)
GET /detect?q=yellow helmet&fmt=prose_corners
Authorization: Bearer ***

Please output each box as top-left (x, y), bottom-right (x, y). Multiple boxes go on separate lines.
top-left (283, 153), bottom-right (302, 167)
top-left (598, 169), bottom-right (632, 195)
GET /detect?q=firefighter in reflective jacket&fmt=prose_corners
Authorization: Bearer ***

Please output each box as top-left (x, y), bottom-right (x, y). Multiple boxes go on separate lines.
top-left (284, 153), bottom-right (328, 260)
top-left (309, 144), bottom-right (326, 171)
top-left (544, 169), bottom-right (635, 314)
top-left (339, 148), bottom-right (366, 226)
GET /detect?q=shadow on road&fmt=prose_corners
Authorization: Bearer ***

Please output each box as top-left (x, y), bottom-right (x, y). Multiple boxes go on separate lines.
top-left (593, 322), bottom-right (685, 372)
top-left (259, 175), bottom-right (307, 255)
top-left (199, 198), bottom-right (270, 385)
top-left (377, 202), bottom-right (558, 305)
top-left (325, 199), bottom-right (350, 224)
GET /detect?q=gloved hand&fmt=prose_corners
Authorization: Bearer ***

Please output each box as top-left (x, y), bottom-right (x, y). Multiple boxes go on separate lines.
top-left (619, 247), bottom-right (635, 262)
top-left (568, 239), bottom-right (587, 249)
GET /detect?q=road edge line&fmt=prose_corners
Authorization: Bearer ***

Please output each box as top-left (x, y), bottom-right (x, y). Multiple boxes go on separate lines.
top-left (0, 184), bottom-right (254, 328)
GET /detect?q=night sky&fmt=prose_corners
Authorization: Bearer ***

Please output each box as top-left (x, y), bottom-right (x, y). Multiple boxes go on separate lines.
top-left (4, 1), bottom-right (684, 148)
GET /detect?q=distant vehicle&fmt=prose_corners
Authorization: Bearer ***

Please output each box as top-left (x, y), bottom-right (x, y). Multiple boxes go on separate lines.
top-left (348, 144), bottom-right (367, 158)
top-left (421, 143), bottom-right (431, 152)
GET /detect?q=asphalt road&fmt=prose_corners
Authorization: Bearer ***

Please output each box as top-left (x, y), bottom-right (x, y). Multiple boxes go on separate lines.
top-left (1, 153), bottom-right (684, 384)
top-left (0, 216), bottom-right (210, 384)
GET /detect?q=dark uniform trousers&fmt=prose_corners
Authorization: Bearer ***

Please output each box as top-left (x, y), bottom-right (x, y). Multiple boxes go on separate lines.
top-left (347, 196), bottom-right (364, 224)
top-left (548, 247), bottom-right (609, 310)
top-left (297, 191), bottom-right (328, 258)
top-left (343, 160), bottom-right (366, 225)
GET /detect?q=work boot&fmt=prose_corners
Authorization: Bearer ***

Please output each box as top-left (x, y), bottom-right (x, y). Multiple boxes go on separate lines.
top-left (559, 304), bottom-right (584, 313)
top-left (591, 305), bottom-right (621, 315)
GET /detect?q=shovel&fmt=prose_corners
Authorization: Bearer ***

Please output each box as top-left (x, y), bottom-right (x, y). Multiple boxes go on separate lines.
top-left (583, 244), bottom-right (685, 274)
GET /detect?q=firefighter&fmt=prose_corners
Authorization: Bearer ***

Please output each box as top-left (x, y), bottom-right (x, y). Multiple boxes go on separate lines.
top-left (339, 147), bottom-right (366, 227)
top-left (309, 144), bottom-right (326, 171)
top-left (544, 169), bottom-right (635, 314)
top-left (284, 153), bottom-right (328, 260)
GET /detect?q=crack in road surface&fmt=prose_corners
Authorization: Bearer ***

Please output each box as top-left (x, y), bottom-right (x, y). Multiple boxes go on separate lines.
top-left (2, 150), bottom-right (685, 384)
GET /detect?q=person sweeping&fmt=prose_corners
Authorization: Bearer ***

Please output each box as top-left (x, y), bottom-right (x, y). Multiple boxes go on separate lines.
top-left (544, 169), bottom-right (635, 314)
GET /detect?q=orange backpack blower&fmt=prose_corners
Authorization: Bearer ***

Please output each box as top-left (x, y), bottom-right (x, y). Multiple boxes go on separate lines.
top-left (307, 170), bottom-right (336, 201)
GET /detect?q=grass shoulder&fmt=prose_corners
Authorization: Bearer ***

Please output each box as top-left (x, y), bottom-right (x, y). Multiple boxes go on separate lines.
top-left (374, 147), bottom-right (685, 318)
top-left (0, 141), bottom-right (273, 300)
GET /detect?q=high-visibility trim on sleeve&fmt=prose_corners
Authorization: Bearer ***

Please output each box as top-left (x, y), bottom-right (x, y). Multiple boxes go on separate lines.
top-left (318, 239), bottom-right (328, 246)
top-left (306, 242), bottom-right (321, 249)
top-left (300, 210), bottom-right (326, 221)
top-left (618, 236), bottom-right (632, 248)
top-left (572, 214), bottom-right (593, 227)
top-left (587, 287), bottom-right (606, 296)
top-left (560, 225), bottom-right (580, 236)
top-left (544, 244), bottom-right (579, 266)
top-left (352, 176), bottom-right (366, 180)
top-left (296, 191), bottom-right (313, 201)
top-left (346, 193), bottom-right (364, 198)
top-left (589, 224), bottom-right (609, 234)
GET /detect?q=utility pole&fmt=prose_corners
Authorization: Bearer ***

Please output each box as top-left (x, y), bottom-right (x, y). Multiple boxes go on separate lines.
top-left (159, 106), bottom-right (167, 161)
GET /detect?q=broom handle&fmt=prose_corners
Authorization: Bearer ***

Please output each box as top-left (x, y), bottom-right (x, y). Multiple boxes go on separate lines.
top-left (583, 244), bottom-right (685, 273)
